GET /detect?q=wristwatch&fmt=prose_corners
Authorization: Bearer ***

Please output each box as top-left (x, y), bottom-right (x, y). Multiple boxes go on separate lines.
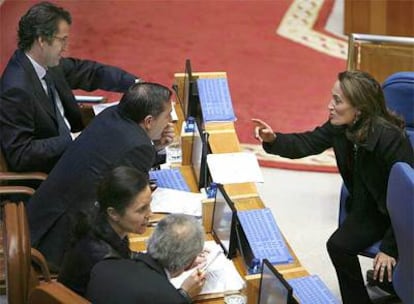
top-left (177, 288), bottom-right (193, 304)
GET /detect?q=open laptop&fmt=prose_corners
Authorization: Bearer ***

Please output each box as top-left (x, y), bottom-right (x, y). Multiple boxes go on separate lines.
top-left (191, 118), bottom-right (211, 190)
top-left (211, 184), bottom-right (238, 258)
top-left (258, 259), bottom-right (295, 304)
top-left (258, 259), bottom-right (340, 304)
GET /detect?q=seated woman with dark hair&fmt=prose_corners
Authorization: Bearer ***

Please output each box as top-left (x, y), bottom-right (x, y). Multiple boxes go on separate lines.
top-left (57, 166), bottom-right (152, 296)
top-left (86, 214), bottom-right (207, 304)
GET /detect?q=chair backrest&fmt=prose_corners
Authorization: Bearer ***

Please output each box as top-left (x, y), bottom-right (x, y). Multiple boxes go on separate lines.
top-left (382, 72), bottom-right (414, 129)
top-left (386, 162), bottom-right (414, 304)
top-left (382, 71), bottom-right (414, 148)
top-left (29, 282), bottom-right (91, 304)
top-left (347, 33), bottom-right (414, 83)
top-left (0, 148), bottom-right (9, 173)
top-left (2, 200), bottom-right (34, 303)
top-left (1, 198), bottom-right (91, 304)
top-left (0, 145), bottom-right (47, 188)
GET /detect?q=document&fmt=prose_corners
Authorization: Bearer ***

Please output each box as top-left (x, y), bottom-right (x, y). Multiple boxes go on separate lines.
top-left (74, 95), bottom-right (105, 103)
top-left (92, 101), bottom-right (119, 115)
top-left (92, 100), bottom-right (178, 120)
top-left (170, 241), bottom-right (245, 295)
top-left (207, 152), bottom-right (264, 184)
top-left (151, 187), bottom-right (203, 217)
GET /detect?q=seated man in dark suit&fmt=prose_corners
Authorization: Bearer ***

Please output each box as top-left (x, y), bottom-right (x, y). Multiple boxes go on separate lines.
top-left (27, 82), bottom-right (174, 270)
top-left (0, 1), bottom-right (141, 174)
top-left (86, 214), bottom-right (207, 304)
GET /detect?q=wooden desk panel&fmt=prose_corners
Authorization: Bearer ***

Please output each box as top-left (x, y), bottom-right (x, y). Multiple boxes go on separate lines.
top-left (209, 132), bottom-right (242, 153)
top-left (232, 196), bottom-right (264, 210)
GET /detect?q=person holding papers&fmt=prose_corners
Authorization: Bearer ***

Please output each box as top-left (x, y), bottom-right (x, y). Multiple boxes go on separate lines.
top-left (58, 166), bottom-right (152, 296)
top-left (252, 70), bottom-right (414, 304)
top-left (27, 82), bottom-right (174, 270)
top-left (0, 2), bottom-right (141, 174)
top-left (86, 213), bottom-right (207, 304)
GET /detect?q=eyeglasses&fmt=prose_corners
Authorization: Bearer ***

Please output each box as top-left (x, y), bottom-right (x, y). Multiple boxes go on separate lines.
top-left (53, 35), bottom-right (69, 45)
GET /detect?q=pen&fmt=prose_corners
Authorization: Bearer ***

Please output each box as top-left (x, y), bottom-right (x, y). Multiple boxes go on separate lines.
top-left (199, 250), bottom-right (221, 274)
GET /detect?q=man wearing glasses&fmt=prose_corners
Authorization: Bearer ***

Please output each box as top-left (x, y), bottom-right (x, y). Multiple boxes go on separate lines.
top-left (0, 1), bottom-right (141, 174)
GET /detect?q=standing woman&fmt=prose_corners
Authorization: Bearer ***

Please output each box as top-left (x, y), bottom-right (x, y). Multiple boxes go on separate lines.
top-left (252, 70), bottom-right (414, 304)
top-left (58, 166), bottom-right (152, 296)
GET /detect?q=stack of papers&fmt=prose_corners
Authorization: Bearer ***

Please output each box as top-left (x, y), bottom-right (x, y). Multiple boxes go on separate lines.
top-left (170, 241), bottom-right (245, 295)
top-left (151, 188), bottom-right (203, 217)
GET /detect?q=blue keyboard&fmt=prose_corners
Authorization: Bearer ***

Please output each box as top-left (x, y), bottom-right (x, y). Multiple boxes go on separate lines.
top-left (196, 78), bottom-right (236, 122)
top-left (288, 275), bottom-right (340, 304)
top-left (149, 168), bottom-right (190, 192)
top-left (237, 208), bottom-right (293, 264)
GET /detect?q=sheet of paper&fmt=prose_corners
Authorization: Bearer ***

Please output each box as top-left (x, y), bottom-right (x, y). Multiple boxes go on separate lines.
top-left (207, 152), bottom-right (264, 184)
top-left (171, 101), bottom-right (178, 121)
top-left (170, 241), bottom-right (245, 295)
top-left (92, 101), bottom-right (119, 115)
top-left (74, 95), bottom-right (105, 103)
top-left (151, 187), bottom-right (203, 217)
top-left (92, 99), bottom-right (177, 118)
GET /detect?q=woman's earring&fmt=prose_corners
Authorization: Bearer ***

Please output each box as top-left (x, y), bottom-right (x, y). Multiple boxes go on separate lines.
top-left (352, 112), bottom-right (360, 125)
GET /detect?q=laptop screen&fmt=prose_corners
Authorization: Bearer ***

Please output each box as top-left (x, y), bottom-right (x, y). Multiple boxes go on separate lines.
top-left (191, 120), bottom-right (210, 190)
top-left (181, 59), bottom-right (192, 119)
top-left (211, 184), bottom-right (237, 258)
top-left (258, 259), bottom-right (293, 304)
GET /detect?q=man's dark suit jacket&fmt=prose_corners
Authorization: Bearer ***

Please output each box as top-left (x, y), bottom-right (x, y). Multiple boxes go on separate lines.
top-left (27, 106), bottom-right (156, 267)
top-left (0, 49), bottom-right (137, 173)
top-left (86, 254), bottom-right (191, 304)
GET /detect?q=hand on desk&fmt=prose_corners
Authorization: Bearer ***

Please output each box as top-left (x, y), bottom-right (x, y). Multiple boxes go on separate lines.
top-left (251, 118), bottom-right (276, 143)
top-left (181, 267), bottom-right (207, 298)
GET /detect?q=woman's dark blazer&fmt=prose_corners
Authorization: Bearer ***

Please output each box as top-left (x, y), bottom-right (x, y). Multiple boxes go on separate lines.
top-left (58, 218), bottom-right (131, 296)
top-left (263, 120), bottom-right (414, 257)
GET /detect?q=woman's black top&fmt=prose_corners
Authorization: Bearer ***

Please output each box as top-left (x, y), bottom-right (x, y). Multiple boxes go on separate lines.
top-left (57, 216), bottom-right (132, 296)
top-left (263, 120), bottom-right (414, 258)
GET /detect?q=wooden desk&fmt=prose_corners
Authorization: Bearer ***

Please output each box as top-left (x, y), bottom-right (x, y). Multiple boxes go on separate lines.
top-left (129, 227), bottom-right (308, 304)
top-left (135, 71), bottom-right (312, 303)
top-left (344, 0), bottom-right (414, 37)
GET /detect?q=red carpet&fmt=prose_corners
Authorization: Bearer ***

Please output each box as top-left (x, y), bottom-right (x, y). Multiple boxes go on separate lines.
top-left (0, 0), bottom-right (346, 171)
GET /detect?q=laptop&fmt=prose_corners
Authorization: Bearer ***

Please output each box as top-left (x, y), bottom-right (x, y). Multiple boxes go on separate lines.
top-left (258, 259), bottom-right (340, 304)
top-left (211, 184), bottom-right (238, 258)
top-left (190, 118), bottom-right (211, 190)
top-left (258, 259), bottom-right (295, 304)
